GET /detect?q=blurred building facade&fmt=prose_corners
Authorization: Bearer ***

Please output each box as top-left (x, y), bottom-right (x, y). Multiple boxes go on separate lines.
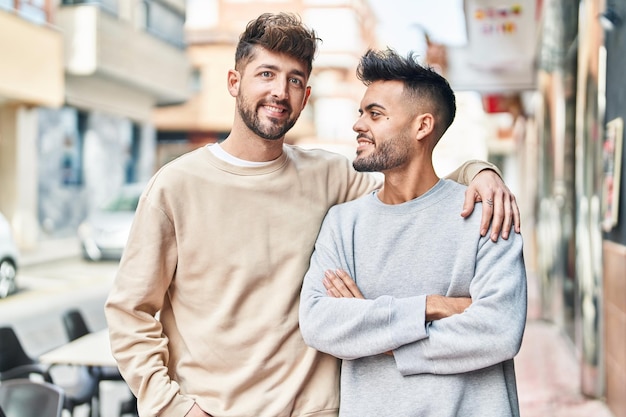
top-left (0, 0), bottom-right (190, 249)
top-left (525, 0), bottom-right (626, 415)
top-left (425, 1), bottom-right (626, 415)
top-left (599, 0), bottom-right (626, 412)
top-left (0, 0), bottom-right (64, 249)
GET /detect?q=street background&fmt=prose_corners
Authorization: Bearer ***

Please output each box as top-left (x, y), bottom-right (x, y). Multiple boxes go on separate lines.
top-left (4, 0), bottom-right (626, 414)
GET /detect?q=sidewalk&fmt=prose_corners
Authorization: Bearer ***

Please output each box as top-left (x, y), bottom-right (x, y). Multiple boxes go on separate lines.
top-left (516, 273), bottom-right (614, 417)
top-left (19, 237), bottom-right (80, 267)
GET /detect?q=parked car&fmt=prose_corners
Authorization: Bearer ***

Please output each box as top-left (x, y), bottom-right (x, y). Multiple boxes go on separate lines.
top-left (0, 212), bottom-right (19, 298)
top-left (78, 183), bottom-right (144, 262)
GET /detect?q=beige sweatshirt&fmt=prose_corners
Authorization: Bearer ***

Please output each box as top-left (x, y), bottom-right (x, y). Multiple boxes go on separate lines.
top-left (104, 144), bottom-right (495, 417)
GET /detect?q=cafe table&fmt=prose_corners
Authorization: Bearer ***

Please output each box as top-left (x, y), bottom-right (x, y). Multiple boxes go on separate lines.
top-left (39, 329), bottom-right (117, 368)
top-left (38, 329), bottom-right (125, 417)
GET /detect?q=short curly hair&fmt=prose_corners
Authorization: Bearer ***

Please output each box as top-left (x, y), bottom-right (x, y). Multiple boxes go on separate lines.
top-left (235, 13), bottom-right (320, 77)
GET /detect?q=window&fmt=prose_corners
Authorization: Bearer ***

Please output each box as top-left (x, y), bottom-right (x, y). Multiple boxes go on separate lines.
top-left (189, 68), bottom-right (202, 93)
top-left (141, 0), bottom-right (185, 48)
top-left (2, 0), bottom-right (51, 24)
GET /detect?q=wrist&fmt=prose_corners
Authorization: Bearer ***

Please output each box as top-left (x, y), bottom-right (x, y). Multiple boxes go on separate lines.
top-left (425, 295), bottom-right (443, 322)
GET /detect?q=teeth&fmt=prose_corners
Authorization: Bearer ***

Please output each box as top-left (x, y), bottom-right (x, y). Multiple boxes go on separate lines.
top-left (265, 105), bottom-right (283, 113)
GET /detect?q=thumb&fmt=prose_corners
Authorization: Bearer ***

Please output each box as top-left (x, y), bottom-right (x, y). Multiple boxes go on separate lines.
top-left (461, 189), bottom-right (477, 218)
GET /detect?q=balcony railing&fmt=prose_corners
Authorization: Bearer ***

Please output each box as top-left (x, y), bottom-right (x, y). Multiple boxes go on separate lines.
top-left (0, 0), bottom-right (52, 25)
top-left (142, 0), bottom-right (185, 48)
top-left (61, 0), bottom-right (117, 15)
top-left (59, 0), bottom-right (184, 48)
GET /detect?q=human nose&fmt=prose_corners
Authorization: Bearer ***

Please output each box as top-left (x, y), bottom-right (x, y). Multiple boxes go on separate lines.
top-left (271, 77), bottom-right (289, 99)
top-left (353, 116), bottom-right (365, 133)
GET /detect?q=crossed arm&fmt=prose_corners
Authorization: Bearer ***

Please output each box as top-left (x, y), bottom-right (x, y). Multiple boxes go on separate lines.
top-left (323, 269), bottom-right (471, 322)
top-left (300, 241), bottom-right (527, 374)
top-left (323, 269), bottom-right (470, 357)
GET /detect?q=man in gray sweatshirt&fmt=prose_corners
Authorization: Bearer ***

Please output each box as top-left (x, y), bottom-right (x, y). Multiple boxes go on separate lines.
top-left (299, 48), bottom-right (527, 417)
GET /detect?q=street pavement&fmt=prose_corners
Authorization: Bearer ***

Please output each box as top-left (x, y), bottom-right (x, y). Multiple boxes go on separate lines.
top-left (3, 238), bottom-right (618, 417)
top-left (516, 271), bottom-right (614, 417)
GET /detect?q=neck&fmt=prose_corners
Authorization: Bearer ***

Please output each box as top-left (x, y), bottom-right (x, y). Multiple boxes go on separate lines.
top-left (221, 119), bottom-right (284, 162)
top-left (378, 161), bottom-right (439, 205)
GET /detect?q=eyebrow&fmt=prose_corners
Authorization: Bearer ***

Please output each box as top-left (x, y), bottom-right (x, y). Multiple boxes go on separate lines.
top-left (256, 64), bottom-right (306, 79)
top-left (360, 103), bottom-right (386, 113)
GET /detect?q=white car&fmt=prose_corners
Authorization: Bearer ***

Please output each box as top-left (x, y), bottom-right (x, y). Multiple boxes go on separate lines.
top-left (0, 212), bottom-right (19, 298)
top-left (78, 183), bottom-right (144, 262)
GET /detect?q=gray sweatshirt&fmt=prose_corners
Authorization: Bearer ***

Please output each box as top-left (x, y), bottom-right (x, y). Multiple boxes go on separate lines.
top-left (299, 179), bottom-right (527, 417)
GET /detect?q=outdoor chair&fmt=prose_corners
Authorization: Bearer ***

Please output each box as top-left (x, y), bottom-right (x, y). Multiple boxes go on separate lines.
top-left (62, 309), bottom-right (124, 381)
top-left (62, 309), bottom-right (91, 341)
top-left (61, 308), bottom-right (137, 417)
top-left (0, 378), bottom-right (64, 417)
top-left (0, 327), bottom-right (51, 382)
top-left (0, 324), bottom-right (98, 416)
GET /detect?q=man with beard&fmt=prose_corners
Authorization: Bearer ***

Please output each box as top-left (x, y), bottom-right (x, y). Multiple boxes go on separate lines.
top-left (299, 48), bottom-right (527, 417)
top-left (105, 13), bottom-right (521, 417)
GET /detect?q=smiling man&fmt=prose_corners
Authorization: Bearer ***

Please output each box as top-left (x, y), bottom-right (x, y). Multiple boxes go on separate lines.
top-left (299, 48), bottom-right (528, 417)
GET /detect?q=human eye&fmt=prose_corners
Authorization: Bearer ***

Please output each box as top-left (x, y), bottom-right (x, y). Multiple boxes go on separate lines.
top-left (289, 77), bottom-right (304, 87)
top-left (260, 71), bottom-right (273, 78)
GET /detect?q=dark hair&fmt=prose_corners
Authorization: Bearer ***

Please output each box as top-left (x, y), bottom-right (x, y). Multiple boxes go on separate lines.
top-left (356, 48), bottom-right (456, 137)
top-left (235, 13), bottom-right (320, 77)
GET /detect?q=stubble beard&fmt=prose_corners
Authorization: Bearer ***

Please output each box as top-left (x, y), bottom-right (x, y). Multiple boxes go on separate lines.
top-left (353, 136), bottom-right (411, 172)
top-left (237, 98), bottom-right (298, 141)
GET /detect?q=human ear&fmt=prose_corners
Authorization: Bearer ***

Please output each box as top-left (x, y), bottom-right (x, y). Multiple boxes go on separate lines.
top-left (301, 86), bottom-right (312, 108)
top-left (415, 113), bottom-right (435, 140)
top-left (227, 69), bottom-right (240, 97)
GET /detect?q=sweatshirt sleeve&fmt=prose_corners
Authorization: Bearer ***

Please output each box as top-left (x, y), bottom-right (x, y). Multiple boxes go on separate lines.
top-left (104, 186), bottom-right (195, 417)
top-left (392, 232), bottom-right (527, 376)
top-left (338, 162), bottom-right (383, 203)
top-left (299, 211), bottom-right (429, 359)
top-left (443, 159), bottom-right (503, 185)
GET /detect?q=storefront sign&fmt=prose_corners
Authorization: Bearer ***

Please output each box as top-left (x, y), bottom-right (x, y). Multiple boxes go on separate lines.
top-left (446, 0), bottom-right (538, 92)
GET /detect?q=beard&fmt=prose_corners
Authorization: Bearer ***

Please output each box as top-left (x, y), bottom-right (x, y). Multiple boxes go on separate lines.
top-left (353, 135), bottom-right (411, 172)
top-left (237, 97), bottom-right (298, 141)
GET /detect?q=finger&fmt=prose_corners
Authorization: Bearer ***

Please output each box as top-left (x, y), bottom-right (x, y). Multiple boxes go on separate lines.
top-left (511, 194), bottom-right (521, 233)
top-left (324, 270), bottom-right (354, 298)
top-left (500, 192), bottom-right (513, 240)
top-left (489, 190), bottom-right (504, 242)
top-left (335, 269), bottom-right (364, 299)
top-left (479, 192), bottom-right (493, 237)
top-left (461, 187), bottom-right (479, 218)
top-left (323, 275), bottom-right (339, 297)
top-left (323, 276), bottom-right (342, 298)
top-left (325, 286), bottom-right (341, 298)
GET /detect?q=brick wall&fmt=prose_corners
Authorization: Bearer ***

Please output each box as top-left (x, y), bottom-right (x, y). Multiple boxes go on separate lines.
top-left (604, 240), bottom-right (626, 417)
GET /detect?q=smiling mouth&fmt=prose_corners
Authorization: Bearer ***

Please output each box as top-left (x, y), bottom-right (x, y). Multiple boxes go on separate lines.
top-left (261, 101), bottom-right (290, 118)
top-left (264, 104), bottom-right (285, 113)
top-left (356, 135), bottom-right (374, 149)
